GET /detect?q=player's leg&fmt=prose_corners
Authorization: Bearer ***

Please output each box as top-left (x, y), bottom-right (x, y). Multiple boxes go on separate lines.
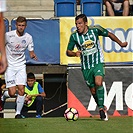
top-left (15, 85), bottom-right (25, 118)
top-left (94, 63), bottom-right (108, 121)
top-left (21, 104), bottom-right (29, 118)
top-left (4, 68), bottom-right (17, 97)
top-left (15, 67), bottom-right (26, 119)
top-left (90, 87), bottom-right (98, 105)
top-left (82, 69), bottom-right (98, 105)
top-left (95, 76), bottom-right (106, 120)
top-left (82, 66), bottom-right (108, 120)
top-left (1, 68), bottom-right (17, 110)
top-left (95, 76), bottom-right (104, 109)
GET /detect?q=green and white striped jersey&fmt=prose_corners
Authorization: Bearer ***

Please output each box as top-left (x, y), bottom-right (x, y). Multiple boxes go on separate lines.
top-left (67, 25), bottom-right (108, 70)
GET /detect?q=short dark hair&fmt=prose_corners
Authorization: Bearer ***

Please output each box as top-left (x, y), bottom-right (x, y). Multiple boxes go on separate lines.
top-left (27, 72), bottom-right (35, 79)
top-left (16, 16), bottom-right (27, 23)
top-left (75, 14), bottom-right (88, 23)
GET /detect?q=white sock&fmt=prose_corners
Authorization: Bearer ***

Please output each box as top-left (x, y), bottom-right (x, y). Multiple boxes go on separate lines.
top-left (15, 95), bottom-right (25, 115)
top-left (1, 90), bottom-right (10, 101)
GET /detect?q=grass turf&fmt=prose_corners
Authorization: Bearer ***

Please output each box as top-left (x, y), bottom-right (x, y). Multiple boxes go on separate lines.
top-left (0, 117), bottom-right (133, 133)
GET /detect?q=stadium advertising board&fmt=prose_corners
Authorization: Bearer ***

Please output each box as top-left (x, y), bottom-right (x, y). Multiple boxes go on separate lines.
top-left (67, 67), bottom-right (133, 117)
top-left (60, 17), bottom-right (133, 65)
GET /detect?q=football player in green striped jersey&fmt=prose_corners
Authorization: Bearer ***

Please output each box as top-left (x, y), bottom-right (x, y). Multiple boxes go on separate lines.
top-left (66, 14), bottom-right (128, 121)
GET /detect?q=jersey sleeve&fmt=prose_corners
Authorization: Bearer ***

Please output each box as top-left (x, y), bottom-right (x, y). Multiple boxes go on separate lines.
top-left (5, 32), bottom-right (8, 45)
top-left (95, 25), bottom-right (108, 37)
top-left (67, 34), bottom-right (76, 51)
top-left (0, 0), bottom-right (6, 12)
top-left (38, 83), bottom-right (44, 93)
top-left (27, 35), bottom-right (34, 51)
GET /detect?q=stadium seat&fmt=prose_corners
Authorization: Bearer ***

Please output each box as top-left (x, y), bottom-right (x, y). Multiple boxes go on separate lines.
top-left (54, 0), bottom-right (77, 17)
top-left (4, 18), bottom-right (9, 32)
top-left (80, 0), bottom-right (103, 16)
top-left (130, 5), bottom-right (133, 16)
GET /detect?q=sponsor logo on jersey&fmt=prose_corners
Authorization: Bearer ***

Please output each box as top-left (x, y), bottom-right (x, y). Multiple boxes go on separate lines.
top-left (82, 40), bottom-right (95, 50)
top-left (15, 44), bottom-right (21, 50)
top-left (7, 80), bottom-right (15, 84)
top-left (82, 40), bottom-right (97, 56)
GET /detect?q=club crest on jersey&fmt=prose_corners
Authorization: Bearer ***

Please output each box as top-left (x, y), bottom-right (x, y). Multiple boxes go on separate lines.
top-left (22, 40), bottom-right (26, 44)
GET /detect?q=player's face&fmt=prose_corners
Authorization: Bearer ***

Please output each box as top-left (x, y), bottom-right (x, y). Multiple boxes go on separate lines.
top-left (16, 22), bottom-right (27, 36)
top-left (27, 78), bottom-right (35, 87)
top-left (75, 18), bottom-right (88, 34)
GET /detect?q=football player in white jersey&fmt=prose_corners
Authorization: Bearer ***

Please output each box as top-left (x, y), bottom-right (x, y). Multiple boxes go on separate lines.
top-left (1, 16), bottom-right (37, 118)
top-left (0, 0), bottom-right (7, 74)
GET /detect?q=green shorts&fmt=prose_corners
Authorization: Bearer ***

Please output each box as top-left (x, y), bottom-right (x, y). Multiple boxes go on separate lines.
top-left (82, 63), bottom-right (105, 88)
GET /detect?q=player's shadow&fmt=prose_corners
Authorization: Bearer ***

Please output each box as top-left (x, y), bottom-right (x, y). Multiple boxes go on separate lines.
top-left (78, 117), bottom-right (102, 121)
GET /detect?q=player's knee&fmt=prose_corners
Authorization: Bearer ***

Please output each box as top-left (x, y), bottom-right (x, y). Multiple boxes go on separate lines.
top-left (8, 87), bottom-right (16, 97)
top-left (95, 81), bottom-right (102, 87)
top-left (18, 89), bottom-right (25, 96)
top-left (9, 92), bottom-right (16, 97)
top-left (95, 76), bottom-right (103, 87)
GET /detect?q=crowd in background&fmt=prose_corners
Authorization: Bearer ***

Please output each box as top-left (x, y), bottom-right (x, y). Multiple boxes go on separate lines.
top-left (76, 0), bottom-right (132, 16)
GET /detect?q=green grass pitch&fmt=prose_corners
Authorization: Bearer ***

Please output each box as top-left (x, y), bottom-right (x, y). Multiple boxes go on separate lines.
top-left (0, 117), bottom-right (132, 133)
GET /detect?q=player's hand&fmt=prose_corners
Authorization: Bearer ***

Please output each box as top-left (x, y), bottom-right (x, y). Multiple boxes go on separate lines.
top-left (26, 95), bottom-right (32, 99)
top-left (24, 96), bottom-right (29, 102)
top-left (31, 55), bottom-right (37, 60)
top-left (30, 51), bottom-right (37, 60)
top-left (121, 42), bottom-right (128, 47)
top-left (75, 50), bottom-right (81, 57)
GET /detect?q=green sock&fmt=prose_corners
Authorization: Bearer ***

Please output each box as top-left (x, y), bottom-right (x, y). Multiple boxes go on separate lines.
top-left (92, 94), bottom-right (98, 105)
top-left (96, 86), bottom-right (104, 109)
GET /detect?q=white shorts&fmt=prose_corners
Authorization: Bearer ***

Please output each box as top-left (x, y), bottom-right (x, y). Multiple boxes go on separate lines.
top-left (0, 0), bottom-right (6, 12)
top-left (5, 66), bottom-right (27, 88)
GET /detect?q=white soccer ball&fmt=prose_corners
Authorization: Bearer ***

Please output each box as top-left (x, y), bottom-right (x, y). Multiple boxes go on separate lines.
top-left (64, 107), bottom-right (79, 121)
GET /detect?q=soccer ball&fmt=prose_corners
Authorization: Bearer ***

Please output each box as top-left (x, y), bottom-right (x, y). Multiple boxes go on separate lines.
top-left (64, 107), bottom-right (79, 121)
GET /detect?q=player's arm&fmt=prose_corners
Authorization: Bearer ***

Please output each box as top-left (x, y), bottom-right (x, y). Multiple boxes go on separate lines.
top-left (29, 51), bottom-right (37, 60)
top-left (66, 34), bottom-right (81, 57)
top-left (28, 35), bottom-right (37, 60)
top-left (66, 50), bottom-right (81, 57)
top-left (108, 32), bottom-right (128, 47)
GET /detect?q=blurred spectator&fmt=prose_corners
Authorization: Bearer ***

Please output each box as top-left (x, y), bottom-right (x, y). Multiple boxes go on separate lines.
top-left (76, 0), bottom-right (80, 5)
top-left (104, 0), bottom-right (130, 16)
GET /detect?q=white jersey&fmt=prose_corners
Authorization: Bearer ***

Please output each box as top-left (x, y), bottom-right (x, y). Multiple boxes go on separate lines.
top-left (5, 30), bottom-right (34, 67)
top-left (0, 0), bottom-right (6, 12)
